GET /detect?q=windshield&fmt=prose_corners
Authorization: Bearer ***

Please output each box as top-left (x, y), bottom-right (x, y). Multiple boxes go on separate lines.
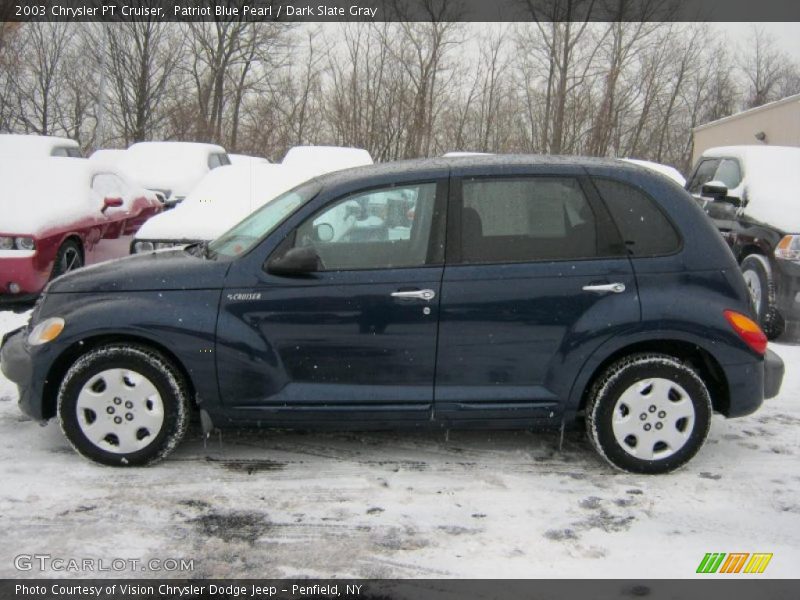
top-left (207, 181), bottom-right (321, 258)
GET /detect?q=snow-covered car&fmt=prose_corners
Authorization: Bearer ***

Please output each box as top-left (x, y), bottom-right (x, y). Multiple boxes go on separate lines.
top-left (282, 145), bottom-right (372, 172)
top-left (131, 149), bottom-right (372, 253)
top-left (0, 158), bottom-right (162, 301)
top-left (131, 163), bottom-right (313, 252)
top-left (116, 141), bottom-right (231, 207)
top-left (0, 134), bottom-right (82, 158)
top-left (622, 158), bottom-right (685, 187)
top-left (686, 145), bottom-right (800, 339)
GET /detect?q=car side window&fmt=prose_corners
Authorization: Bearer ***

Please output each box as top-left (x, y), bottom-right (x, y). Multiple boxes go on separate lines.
top-left (687, 159), bottom-right (720, 194)
top-left (593, 178), bottom-right (681, 257)
top-left (713, 159), bottom-right (742, 189)
top-left (291, 183), bottom-right (438, 271)
top-left (459, 177), bottom-right (602, 264)
top-left (92, 173), bottom-right (123, 198)
top-left (208, 153), bottom-right (231, 169)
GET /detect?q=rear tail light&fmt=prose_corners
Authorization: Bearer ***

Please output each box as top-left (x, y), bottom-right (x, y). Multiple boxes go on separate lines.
top-left (775, 234), bottom-right (800, 261)
top-left (724, 310), bottom-right (768, 355)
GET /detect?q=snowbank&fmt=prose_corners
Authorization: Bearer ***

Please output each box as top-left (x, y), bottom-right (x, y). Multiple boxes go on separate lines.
top-left (702, 145), bottom-right (800, 232)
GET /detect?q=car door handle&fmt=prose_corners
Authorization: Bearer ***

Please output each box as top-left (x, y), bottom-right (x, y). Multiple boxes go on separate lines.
top-left (391, 289), bottom-right (436, 301)
top-left (582, 283), bottom-right (626, 294)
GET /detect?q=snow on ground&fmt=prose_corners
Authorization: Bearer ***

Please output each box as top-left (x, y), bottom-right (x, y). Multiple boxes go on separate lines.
top-left (0, 308), bottom-right (798, 579)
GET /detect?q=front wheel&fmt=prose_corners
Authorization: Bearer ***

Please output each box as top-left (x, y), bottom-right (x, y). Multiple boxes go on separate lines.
top-left (741, 254), bottom-right (784, 340)
top-left (51, 239), bottom-right (84, 280)
top-left (586, 354), bottom-right (712, 474)
top-left (58, 345), bottom-right (190, 466)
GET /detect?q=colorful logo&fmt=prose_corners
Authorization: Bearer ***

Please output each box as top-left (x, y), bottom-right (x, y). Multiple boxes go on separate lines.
top-left (696, 552), bottom-right (773, 574)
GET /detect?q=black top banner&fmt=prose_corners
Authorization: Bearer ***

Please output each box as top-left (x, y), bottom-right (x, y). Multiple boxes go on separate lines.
top-left (3, 0), bottom-right (800, 23)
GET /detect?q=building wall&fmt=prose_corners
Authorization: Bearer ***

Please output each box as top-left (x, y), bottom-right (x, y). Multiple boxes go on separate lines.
top-left (692, 98), bottom-right (800, 165)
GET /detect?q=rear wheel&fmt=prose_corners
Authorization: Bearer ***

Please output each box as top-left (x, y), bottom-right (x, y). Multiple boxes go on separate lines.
top-left (586, 354), bottom-right (712, 474)
top-left (58, 344), bottom-right (189, 466)
top-left (51, 239), bottom-right (84, 280)
top-left (741, 254), bottom-right (784, 340)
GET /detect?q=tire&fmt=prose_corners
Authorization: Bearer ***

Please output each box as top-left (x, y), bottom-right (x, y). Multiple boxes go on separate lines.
top-left (586, 354), bottom-right (712, 474)
top-left (741, 254), bottom-right (784, 340)
top-left (58, 344), bottom-right (190, 466)
top-left (51, 239), bottom-right (84, 280)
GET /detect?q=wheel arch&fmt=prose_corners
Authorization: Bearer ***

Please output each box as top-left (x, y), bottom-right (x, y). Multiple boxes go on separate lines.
top-left (573, 338), bottom-right (730, 419)
top-left (42, 333), bottom-right (196, 420)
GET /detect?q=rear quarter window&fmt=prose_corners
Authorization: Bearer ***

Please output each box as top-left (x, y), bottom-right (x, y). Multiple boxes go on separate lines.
top-left (593, 178), bottom-right (681, 257)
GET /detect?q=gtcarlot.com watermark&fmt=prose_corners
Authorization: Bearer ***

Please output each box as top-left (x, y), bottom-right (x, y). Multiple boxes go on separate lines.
top-left (14, 553), bottom-right (194, 573)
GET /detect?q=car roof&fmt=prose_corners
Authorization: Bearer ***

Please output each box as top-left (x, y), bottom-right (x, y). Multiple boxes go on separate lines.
top-left (307, 154), bottom-right (646, 188)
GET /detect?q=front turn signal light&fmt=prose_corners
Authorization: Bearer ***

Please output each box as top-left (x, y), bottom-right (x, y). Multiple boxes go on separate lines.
top-left (27, 317), bottom-right (65, 346)
top-left (724, 310), bottom-right (767, 355)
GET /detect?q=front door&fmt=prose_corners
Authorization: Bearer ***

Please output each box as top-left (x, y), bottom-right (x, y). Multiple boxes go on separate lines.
top-left (435, 169), bottom-right (639, 425)
top-left (216, 180), bottom-right (447, 424)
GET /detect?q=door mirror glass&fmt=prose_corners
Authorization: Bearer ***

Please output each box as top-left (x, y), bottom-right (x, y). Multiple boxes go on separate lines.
top-left (266, 246), bottom-right (322, 276)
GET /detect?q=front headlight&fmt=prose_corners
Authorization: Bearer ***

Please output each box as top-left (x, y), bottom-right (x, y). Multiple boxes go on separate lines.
top-left (0, 236), bottom-right (36, 250)
top-left (775, 235), bottom-right (800, 262)
top-left (133, 240), bottom-right (155, 253)
top-left (27, 317), bottom-right (65, 346)
top-left (15, 237), bottom-right (35, 250)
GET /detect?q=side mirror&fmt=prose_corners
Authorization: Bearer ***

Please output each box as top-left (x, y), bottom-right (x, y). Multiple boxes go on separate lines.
top-left (266, 246), bottom-right (322, 276)
top-left (315, 222), bottom-right (334, 242)
top-left (700, 181), bottom-right (728, 199)
top-left (102, 197), bottom-right (124, 212)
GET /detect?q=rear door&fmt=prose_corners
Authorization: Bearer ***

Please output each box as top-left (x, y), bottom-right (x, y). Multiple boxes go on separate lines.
top-left (434, 165), bottom-right (639, 425)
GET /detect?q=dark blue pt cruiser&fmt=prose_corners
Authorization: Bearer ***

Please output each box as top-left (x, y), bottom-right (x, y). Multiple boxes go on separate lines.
top-left (0, 156), bottom-right (785, 473)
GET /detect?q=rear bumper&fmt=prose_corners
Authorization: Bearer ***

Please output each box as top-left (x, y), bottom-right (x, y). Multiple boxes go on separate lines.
top-left (722, 349), bottom-right (784, 417)
top-left (763, 348), bottom-right (784, 400)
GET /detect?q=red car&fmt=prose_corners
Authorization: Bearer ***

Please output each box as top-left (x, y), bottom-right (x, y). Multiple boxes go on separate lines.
top-left (0, 158), bottom-right (162, 301)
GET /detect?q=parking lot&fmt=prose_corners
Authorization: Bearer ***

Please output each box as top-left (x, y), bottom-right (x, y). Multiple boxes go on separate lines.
top-left (1, 308), bottom-right (798, 579)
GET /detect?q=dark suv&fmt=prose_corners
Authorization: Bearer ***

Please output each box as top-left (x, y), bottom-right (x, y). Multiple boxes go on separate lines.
top-left (686, 145), bottom-right (800, 339)
top-left (0, 156), bottom-right (784, 474)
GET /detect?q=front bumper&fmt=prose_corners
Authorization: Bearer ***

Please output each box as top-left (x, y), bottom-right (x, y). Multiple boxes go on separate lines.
top-left (0, 255), bottom-right (49, 298)
top-left (0, 327), bottom-right (46, 421)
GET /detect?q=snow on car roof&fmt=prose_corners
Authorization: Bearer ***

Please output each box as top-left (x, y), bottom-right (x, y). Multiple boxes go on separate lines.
top-left (116, 141), bottom-right (228, 197)
top-left (702, 145), bottom-right (800, 231)
top-left (0, 134), bottom-right (80, 158)
top-left (229, 154), bottom-right (270, 166)
top-left (282, 146), bottom-right (373, 172)
top-left (621, 158), bottom-right (686, 186)
top-left (136, 163), bottom-right (314, 241)
top-left (0, 158), bottom-right (101, 235)
top-left (89, 148), bottom-right (126, 167)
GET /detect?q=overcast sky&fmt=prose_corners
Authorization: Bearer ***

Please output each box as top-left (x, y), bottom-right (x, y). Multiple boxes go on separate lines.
top-left (716, 22), bottom-right (800, 62)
